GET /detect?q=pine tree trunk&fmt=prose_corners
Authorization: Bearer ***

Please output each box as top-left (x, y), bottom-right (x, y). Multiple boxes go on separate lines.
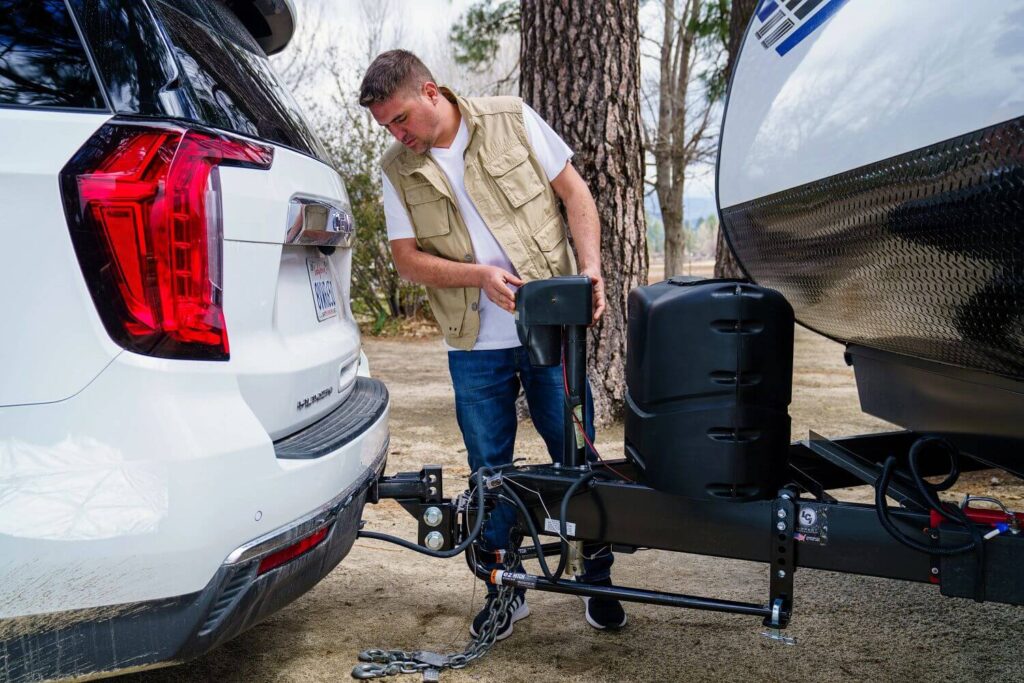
top-left (521, 0), bottom-right (648, 424)
top-left (662, 179), bottom-right (686, 278)
top-left (714, 0), bottom-right (757, 280)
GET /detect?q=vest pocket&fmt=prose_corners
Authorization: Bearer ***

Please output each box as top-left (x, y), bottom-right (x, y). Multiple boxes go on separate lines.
top-left (484, 145), bottom-right (545, 208)
top-left (532, 214), bottom-right (567, 252)
top-left (429, 286), bottom-right (468, 340)
top-left (532, 215), bottom-right (574, 277)
top-left (405, 183), bottom-right (451, 240)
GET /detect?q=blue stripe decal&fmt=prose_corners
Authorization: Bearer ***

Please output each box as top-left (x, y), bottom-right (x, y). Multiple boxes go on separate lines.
top-left (756, 0), bottom-right (779, 22)
top-left (775, 0), bottom-right (849, 56)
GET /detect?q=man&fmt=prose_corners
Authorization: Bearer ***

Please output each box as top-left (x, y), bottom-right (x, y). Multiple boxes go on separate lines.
top-left (359, 50), bottom-right (626, 639)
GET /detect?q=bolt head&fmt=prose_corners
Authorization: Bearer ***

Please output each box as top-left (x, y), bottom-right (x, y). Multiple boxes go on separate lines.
top-left (423, 506), bottom-right (444, 527)
top-left (931, 567), bottom-right (940, 575)
top-left (776, 521), bottom-right (787, 531)
top-left (777, 509), bottom-right (787, 519)
top-left (777, 570), bottom-right (787, 579)
top-left (424, 531), bottom-right (445, 550)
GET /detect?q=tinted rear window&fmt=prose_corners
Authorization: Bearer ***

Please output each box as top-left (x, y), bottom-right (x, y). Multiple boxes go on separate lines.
top-left (66, 0), bottom-right (180, 115)
top-left (149, 0), bottom-right (328, 162)
top-left (0, 0), bottom-right (106, 109)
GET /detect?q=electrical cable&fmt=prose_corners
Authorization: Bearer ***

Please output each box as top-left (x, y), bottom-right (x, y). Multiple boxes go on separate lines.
top-left (907, 437), bottom-right (985, 600)
top-left (357, 467), bottom-right (492, 559)
top-left (907, 437), bottom-right (963, 520)
top-left (874, 456), bottom-right (975, 555)
top-left (498, 468), bottom-right (614, 582)
top-left (501, 477), bottom-right (611, 560)
top-left (553, 469), bottom-right (612, 580)
top-left (500, 482), bottom-right (566, 580)
top-left (504, 477), bottom-right (568, 544)
top-left (874, 437), bottom-right (984, 560)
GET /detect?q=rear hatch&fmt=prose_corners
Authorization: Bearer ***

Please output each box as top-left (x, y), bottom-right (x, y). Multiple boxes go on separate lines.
top-left (66, 0), bottom-right (360, 439)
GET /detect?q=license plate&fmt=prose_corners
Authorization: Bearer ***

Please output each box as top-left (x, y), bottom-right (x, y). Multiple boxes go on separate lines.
top-left (306, 256), bottom-right (338, 322)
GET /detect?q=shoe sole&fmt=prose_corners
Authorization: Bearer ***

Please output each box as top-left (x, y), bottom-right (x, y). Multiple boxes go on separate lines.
top-left (581, 597), bottom-right (628, 630)
top-left (469, 602), bottom-right (530, 641)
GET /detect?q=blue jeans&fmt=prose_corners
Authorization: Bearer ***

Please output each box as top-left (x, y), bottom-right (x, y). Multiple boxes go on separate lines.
top-left (448, 346), bottom-right (614, 591)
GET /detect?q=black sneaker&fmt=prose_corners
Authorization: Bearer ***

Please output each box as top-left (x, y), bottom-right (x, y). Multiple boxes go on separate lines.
top-left (469, 592), bottom-right (529, 641)
top-left (581, 580), bottom-right (627, 630)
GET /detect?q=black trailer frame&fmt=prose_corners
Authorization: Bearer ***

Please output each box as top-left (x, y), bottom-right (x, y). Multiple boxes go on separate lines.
top-left (365, 277), bottom-right (1024, 634)
top-left (370, 429), bottom-right (1024, 634)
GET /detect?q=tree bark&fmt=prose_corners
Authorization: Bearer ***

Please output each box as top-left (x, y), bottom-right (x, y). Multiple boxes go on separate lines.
top-left (521, 0), bottom-right (648, 424)
top-left (713, 0), bottom-right (756, 280)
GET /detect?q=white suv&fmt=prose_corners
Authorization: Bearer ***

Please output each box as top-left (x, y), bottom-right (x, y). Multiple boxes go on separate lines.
top-left (0, 1), bottom-right (389, 679)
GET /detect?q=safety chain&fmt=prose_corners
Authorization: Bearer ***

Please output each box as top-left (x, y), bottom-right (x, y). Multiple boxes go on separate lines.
top-left (351, 582), bottom-right (516, 681)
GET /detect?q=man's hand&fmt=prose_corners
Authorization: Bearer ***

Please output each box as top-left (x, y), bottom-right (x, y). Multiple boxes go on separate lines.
top-left (580, 264), bottom-right (605, 323)
top-left (477, 265), bottom-right (524, 313)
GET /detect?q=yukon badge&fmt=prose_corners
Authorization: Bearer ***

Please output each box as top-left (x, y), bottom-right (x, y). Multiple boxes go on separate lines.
top-left (297, 387), bottom-right (333, 411)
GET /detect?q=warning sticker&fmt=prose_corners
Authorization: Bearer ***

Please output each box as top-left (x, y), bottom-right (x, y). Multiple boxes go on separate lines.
top-left (794, 503), bottom-right (828, 545)
top-left (545, 518), bottom-right (576, 537)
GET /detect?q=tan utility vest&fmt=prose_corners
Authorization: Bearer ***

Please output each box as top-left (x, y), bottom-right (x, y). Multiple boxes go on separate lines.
top-left (382, 88), bottom-right (576, 350)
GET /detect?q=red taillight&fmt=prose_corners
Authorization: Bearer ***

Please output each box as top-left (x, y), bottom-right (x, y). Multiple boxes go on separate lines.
top-left (257, 525), bottom-right (331, 575)
top-left (62, 122), bottom-right (273, 360)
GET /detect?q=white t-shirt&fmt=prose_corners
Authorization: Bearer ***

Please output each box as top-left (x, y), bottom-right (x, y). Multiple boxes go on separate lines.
top-left (382, 103), bottom-right (573, 351)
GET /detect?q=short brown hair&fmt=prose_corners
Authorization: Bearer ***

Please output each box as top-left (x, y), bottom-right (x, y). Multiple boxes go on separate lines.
top-left (359, 50), bottom-right (435, 107)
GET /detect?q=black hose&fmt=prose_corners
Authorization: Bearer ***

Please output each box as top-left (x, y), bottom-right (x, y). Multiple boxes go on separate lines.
top-left (502, 469), bottom-right (610, 582)
top-left (357, 468), bottom-right (491, 559)
top-left (500, 483), bottom-right (565, 581)
top-left (907, 437), bottom-right (963, 522)
top-left (907, 437), bottom-right (985, 600)
top-left (555, 469), bottom-right (609, 578)
top-left (916, 437), bottom-right (960, 492)
top-left (875, 456), bottom-right (976, 555)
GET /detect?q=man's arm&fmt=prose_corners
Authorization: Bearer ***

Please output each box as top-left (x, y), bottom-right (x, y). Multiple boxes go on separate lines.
top-left (550, 162), bottom-right (605, 322)
top-left (390, 238), bottom-right (524, 313)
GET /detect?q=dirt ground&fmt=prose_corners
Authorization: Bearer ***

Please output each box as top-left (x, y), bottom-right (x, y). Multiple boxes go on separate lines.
top-left (131, 270), bottom-right (1024, 682)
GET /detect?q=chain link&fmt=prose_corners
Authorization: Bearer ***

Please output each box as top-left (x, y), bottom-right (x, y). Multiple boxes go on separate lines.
top-left (351, 547), bottom-right (519, 680)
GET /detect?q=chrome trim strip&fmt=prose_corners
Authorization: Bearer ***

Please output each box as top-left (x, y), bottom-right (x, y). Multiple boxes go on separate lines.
top-left (224, 434), bottom-right (388, 565)
top-left (284, 194), bottom-right (355, 247)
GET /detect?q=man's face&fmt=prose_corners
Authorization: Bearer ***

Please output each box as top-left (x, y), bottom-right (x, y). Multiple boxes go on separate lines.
top-left (369, 83), bottom-right (442, 155)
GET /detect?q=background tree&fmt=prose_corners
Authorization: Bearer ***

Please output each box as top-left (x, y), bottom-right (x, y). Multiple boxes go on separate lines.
top-left (449, 0), bottom-right (519, 93)
top-left (712, 0), bottom-right (755, 279)
top-left (644, 0), bottom-right (728, 278)
top-left (521, 1), bottom-right (648, 424)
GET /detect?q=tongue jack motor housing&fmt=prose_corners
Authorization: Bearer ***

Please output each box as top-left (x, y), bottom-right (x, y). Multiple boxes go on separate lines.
top-left (515, 275), bottom-right (593, 469)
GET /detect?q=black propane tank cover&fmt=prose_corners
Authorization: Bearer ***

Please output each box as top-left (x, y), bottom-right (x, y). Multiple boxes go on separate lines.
top-left (624, 278), bottom-right (794, 502)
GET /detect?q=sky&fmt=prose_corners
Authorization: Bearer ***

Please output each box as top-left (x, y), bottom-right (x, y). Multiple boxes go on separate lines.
top-left (292, 0), bottom-right (476, 55)
top-left (284, 0), bottom-right (717, 204)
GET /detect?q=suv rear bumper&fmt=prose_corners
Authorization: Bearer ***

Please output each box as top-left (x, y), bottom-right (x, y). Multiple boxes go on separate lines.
top-left (0, 437), bottom-right (387, 682)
